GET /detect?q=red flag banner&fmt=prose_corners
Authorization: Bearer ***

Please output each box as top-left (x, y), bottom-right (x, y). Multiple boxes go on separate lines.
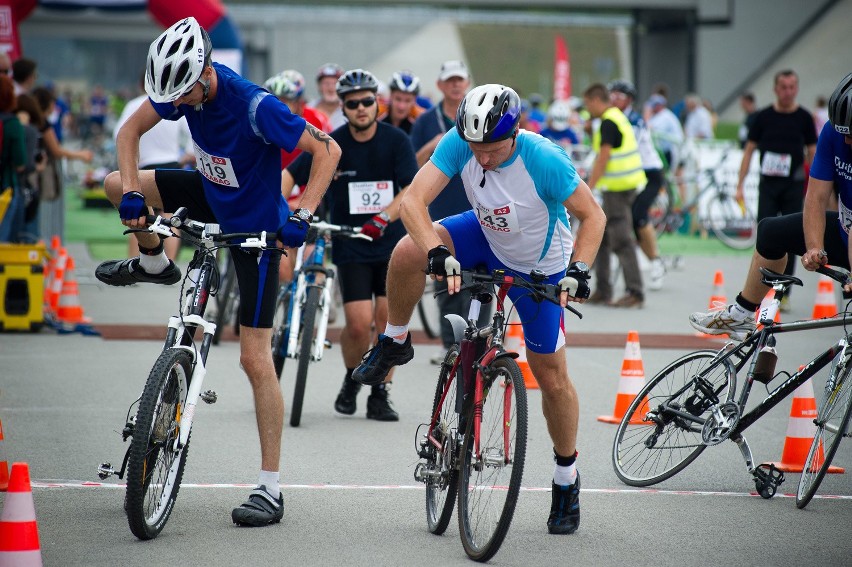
top-left (0, 0), bottom-right (37, 61)
top-left (553, 35), bottom-right (571, 101)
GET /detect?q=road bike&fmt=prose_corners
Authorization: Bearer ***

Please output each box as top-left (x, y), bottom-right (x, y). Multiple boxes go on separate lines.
top-left (612, 265), bottom-right (852, 501)
top-left (97, 208), bottom-right (280, 540)
top-left (650, 148), bottom-right (756, 250)
top-left (414, 268), bottom-right (581, 562)
top-left (270, 220), bottom-right (369, 427)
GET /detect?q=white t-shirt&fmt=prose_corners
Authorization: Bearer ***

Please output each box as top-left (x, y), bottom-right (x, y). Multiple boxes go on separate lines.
top-left (114, 95), bottom-right (194, 168)
top-left (684, 105), bottom-right (714, 140)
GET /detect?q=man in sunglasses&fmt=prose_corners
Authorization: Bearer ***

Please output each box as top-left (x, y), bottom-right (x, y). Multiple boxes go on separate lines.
top-left (283, 68), bottom-right (418, 422)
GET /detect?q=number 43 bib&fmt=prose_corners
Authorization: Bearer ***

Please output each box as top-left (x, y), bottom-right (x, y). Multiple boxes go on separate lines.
top-left (475, 202), bottom-right (519, 233)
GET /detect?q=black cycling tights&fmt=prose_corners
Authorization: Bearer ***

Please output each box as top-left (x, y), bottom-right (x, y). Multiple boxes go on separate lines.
top-left (755, 212), bottom-right (850, 270)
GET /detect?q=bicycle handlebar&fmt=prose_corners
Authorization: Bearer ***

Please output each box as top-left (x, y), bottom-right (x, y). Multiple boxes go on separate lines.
top-left (126, 210), bottom-right (278, 250)
top-left (309, 219), bottom-right (372, 242)
top-left (816, 265), bottom-right (852, 299)
top-left (434, 269), bottom-right (582, 319)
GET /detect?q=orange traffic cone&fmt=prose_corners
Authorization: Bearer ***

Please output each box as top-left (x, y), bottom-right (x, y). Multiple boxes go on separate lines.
top-left (0, 462), bottom-right (43, 566)
top-left (0, 418), bottom-right (8, 491)
top-left (770, 378), bottom-right (846, 474)
top-left (55, 256), bottom-right (91, 325)
top-left (504, 320), bottom-right (537, 389)
top-left (46, 247), bottom-right (68, 316)
top-left (42, 235), bottom-right (61, 312)
top-left (812, 275), bottom-right (838, 319)
top-left (598, 330), bottom-right (647, 424)
top-left (697, 271), bottom-right (728, 338)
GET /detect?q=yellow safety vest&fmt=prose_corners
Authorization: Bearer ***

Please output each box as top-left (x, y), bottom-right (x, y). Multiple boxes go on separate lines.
top-left (592, 107), bottom-right (647, 191)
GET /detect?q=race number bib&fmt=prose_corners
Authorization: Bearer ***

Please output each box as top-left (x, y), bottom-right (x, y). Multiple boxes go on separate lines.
top-left (475, 202), bottom-right (519, 234)
top-left (760, 151), bottom-right (792, 177)
top-left (348, 180), bottom-right (393, 215)
top-left (839, 199), bottom-right (852, 235)
top-left (194, 142), bottom-right (239, 187)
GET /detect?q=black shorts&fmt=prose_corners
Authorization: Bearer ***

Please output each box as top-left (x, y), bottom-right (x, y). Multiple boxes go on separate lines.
top-left (155, 168), bottom-right (280, 328)
top-left (337, 261), bottom-right (389, 303)
top-left (755, 212), bottom-right (849, 270)
top-left (632, 169), bottom-right (665, 229)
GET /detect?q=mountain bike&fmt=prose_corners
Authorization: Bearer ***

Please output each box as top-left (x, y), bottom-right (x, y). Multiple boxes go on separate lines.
top-left (270, 220), bottom-right (369, 427)
top-left (651, 148), bottom-right (756, 250)
top-left (612, 265), bottom-right (852, 500)
top-left (414, 268), bottom-right (581, 562)
top-left (97, 208), bottom-right (280, 540)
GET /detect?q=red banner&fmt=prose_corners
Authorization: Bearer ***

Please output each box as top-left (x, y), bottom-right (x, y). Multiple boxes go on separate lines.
top-left (553, 35), bottom-right (571, 101)
top-left (0, 0), bottom-right (37, 60)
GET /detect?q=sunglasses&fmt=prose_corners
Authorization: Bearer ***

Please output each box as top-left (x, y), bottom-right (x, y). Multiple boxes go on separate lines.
top-left (344, 96), bottom-right (376, 110)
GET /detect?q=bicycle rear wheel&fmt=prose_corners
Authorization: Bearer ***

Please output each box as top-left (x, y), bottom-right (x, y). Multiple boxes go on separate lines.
top-left (213, 252), bottom-right (239, 345)
top-left (705, 193), bottom-right (756, 250)
top-left (271, 286), bottom-right (291, 380)
top-left (649, 182), bottom-right (675, 236)
top-left (125, 348), bottom-right (192, 540)
top-left (425, 345), bottom-right (461, 535)
top-left (418, 278), bottom-right (441, 340)
top-left (290, 285), bottom-right (321, 427)
top-left (796, 362), bottom-right (852, 508)
top-left (458, 356), bottom-right (527, 563)
top-left (613, 349), bottom-right (736, 486)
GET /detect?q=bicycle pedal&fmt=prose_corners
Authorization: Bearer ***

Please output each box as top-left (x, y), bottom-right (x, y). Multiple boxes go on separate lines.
top-left (97, 462), bottom-right (116, 480)
top-left (200, 390), bottom-right (218, 404)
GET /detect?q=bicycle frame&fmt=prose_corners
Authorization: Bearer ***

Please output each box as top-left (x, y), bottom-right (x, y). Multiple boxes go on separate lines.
top-left (284, 230), bottom-right (334, 363)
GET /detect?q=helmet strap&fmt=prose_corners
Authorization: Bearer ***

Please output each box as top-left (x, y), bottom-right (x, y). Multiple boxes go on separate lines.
top-left (194, 73), bottom-right (211, 111)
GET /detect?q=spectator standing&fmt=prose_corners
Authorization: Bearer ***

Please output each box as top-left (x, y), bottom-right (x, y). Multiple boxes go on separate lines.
top-left (583, 83), bottom-right (647, 308)
top-left (0, 75), bottom-right (27, 242)
top-left (738, 92), bottom-right (758, 149)
top-left (683, 93), bottom-right (714, 140)
top-left (735, 69), bottom-right (817, 309)
top-left (88, 84), bottom-right (109, 137)
top-left (15, 94), bottom-right (47, 241)
top-left (11, 58), bottom-right (36, 96)
top-left (646, 94), bottom-right (684, 171)
top-left (814, 95), bottom-right (829, 134)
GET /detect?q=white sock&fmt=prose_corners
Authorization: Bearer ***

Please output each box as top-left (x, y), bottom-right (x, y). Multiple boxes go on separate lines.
top-left (138, 251), bottom-right (169, 274)
top-left (729, 303), bottom-right (751, 320)
top-left (553, 463), bottom-right (577, 486)
top-left (384, 323), bottom-right (409, 344)
top-left (258, 470), bottom-right (280, 498)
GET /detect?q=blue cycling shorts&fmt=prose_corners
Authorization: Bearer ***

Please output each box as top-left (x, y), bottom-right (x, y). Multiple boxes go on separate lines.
top-left (439, 211), bottom-right (566, 354)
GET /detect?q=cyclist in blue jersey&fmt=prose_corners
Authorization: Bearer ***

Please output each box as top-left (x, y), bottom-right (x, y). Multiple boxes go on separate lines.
top-left (353, 84), bottom-right (606, 535)
top-left (691, 73), bottom-right (852, 339)
top-left (94, 17), bottom-right (341, 528)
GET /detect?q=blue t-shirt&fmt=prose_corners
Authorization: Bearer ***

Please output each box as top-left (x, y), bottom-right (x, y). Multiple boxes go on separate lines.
top-left (539, 127), bottom-right (579, 145)
top-left (809, 122), bottom-right (852, 244)
top-left (150, 63), bottom-right (306, 233)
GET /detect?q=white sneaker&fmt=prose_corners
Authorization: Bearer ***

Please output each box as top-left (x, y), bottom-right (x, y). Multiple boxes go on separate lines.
top-left (689, 302), bottom-right (756, 341)
top-left (648, 258), bottom-right (666, 291)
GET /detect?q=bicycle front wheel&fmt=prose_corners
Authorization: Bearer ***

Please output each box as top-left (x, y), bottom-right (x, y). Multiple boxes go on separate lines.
top-left (418, 279), bottom-right (441, 340)
top-left (796, 362), bottom-right (852, 508)
top-left (425, 345), bottom-right (461, 535)
top-left (613, 349), bottom-right (736, 486)
top-left (290, 285), bottom-right (320, 427)
top-left (458, 356), bottom-right (527, 563)
top-left (126, 348), bottom-right (192, 540)
top-left (271, 286), bottom-right (291, 380)
top-left (649, 182), bottom-right (675, 236)
top-left (213, 252), bottom-right (238, 345)
top-left (705, 193), bottom-right (756, 250)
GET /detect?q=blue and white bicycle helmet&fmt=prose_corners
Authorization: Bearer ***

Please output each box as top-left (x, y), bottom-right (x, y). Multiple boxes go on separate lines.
top-left (455, 84), bottom-right (521, 143)
top-left (389, 71), bottom-right (420, 95)
top-left (145, 17), bottom-right (212, 104)
top-left (828, 72), bottom-right (852, 135)
top-left (265, 70), bottom-right (306, 100)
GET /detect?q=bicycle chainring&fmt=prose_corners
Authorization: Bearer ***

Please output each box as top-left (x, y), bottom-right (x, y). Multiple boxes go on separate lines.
top-left (701, 401), bottom-right (740, 445)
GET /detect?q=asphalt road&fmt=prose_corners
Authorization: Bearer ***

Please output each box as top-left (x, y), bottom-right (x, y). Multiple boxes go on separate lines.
top-left (1, 248), bottom-right (851, 566)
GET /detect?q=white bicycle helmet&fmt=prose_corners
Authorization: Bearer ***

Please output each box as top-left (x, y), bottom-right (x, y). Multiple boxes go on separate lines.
top-left (455, 84), bottom-right (521, 143)
top-left (828, 72), bottom-right (852, 135)
top-left (547, 99), bottom-right (572, 131)
top-left (145, 17), bottom-right (212, 104)
top-left (265, 70), bottom-right (305, 100)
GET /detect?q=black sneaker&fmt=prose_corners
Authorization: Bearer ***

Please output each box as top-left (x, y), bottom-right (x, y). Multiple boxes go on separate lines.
top-left (334, 375), bottom-right (361, 415)
top-left (352, 334), bottom-right (414, 386)
top-left (95, 258), bottom-right (181, 287)
top-left (231, 485), bottom-right (283, 527)
top-left (366, 383), bottom-right (399, 421)
top-left (547, 473), bottom-right (580, 535)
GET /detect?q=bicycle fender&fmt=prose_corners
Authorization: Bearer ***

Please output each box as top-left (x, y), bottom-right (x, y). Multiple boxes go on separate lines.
top-left (445, 314), bottom-right (467, 343)
top-left (492, 350), bottom-right (519, 362)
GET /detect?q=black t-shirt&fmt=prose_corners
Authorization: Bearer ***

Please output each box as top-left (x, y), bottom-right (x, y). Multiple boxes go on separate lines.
top-left (748, 106), bottom-right (817, 179)
top-left (599, 119), bottom-right (623, 148)
top-left (288, 121), bottom-right (418, 264)
top-left (382, 114), bottom-right (414, 135)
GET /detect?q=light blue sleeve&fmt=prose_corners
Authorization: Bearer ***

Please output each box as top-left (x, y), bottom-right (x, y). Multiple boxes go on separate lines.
top-left (522, 135), bottom-right (580, 203)
top-left (430, 129), bottom-right (471, 179)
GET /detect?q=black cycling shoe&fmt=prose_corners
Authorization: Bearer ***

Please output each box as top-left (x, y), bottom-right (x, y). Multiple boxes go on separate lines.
top-left (547, 473), bottom-right (580, 534)
top-left (366, 383), bottom-right (399, 422)
top-left (352, 334), bottom-right (414, 386)
top-left (334, 375), bottom-right (361, 415)
top-left (95, 258), bottom-right (181, 287)
top-left (231, 485), bottom-right (283, 527)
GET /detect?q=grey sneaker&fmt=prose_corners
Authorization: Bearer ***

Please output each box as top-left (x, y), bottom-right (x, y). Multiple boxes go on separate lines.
top-left (648, 258), bottom-right (666, 291)
top-left (689, 302), bottom-right (756, 340)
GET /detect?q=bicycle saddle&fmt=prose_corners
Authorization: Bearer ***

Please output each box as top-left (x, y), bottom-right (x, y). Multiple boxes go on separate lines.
top-left (758, 267), bottom-right (803, 288)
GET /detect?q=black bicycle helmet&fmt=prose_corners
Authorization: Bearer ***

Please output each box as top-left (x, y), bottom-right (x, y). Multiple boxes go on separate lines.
top-left (336, 69), bottom-right (379, 99)
top-left (607, 79), bottom-right (637, 100)
top-left (828, 72), bottom-right (852, 135)
top-left (455, 84), bottom-right (521, 143)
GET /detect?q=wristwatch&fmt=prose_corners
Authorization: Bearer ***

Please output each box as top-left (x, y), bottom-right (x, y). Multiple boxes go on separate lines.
top-left (569, 261), bottom-right (590, 276)
top-left (293, 208), bottom-right (312, 222)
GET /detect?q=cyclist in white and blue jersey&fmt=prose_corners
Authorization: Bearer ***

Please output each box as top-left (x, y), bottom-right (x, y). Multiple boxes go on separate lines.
top-left (353, 84), bottom-right (606, 535)
top-left (94, 17), bottom-right (341, 528)
top-left (691, 72), bottom-right (852, 339)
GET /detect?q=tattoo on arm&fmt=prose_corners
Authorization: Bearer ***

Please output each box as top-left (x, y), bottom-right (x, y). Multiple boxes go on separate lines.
top-left (305, 123), bottom-right (332, 154)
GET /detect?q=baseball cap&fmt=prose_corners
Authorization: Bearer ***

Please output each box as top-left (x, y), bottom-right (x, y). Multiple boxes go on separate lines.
top-left (647, 94), bottom-right (667, 107)
top-left (439, 60), bottom-right (469, 81)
